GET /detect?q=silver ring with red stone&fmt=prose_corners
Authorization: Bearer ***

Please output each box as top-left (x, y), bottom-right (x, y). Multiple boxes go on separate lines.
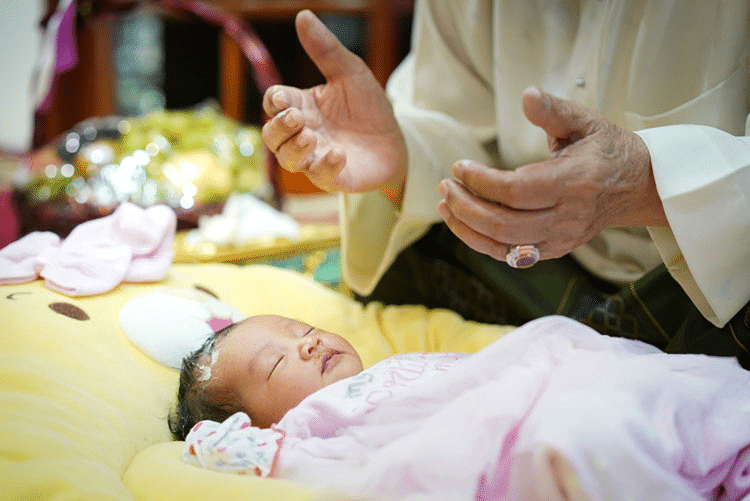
top-left (505, 244), bottom-right (540, 269)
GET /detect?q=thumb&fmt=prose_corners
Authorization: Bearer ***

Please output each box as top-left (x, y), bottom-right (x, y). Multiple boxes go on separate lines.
top-left (295, 10), bottom-right (368, 81)
top-left (521, 86), bottom-right (598, 140)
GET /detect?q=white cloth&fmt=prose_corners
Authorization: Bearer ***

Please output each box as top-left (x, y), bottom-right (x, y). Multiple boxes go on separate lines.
top-left (184, 316), bottom-right (750, 501)
top-left (184, 193), bottom-right (300, 247)
top-left (339, 0), bottom-right (750, 327)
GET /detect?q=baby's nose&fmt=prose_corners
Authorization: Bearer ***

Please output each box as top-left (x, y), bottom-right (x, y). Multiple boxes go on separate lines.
top-left (299, 336), bottom-right (321, 359)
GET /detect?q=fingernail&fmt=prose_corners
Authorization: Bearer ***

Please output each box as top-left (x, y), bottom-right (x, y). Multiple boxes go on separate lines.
top-left (436, 201), bottom-right (449, 220)
top-left (526, 85), bottom-right (543, 98)
top-left (452, 160), bottom-right (470, 176)
top-left (328, 149), bottom-right (344, 165)
top-left (272, 90), bottom-right (287, 108)
top-left (283, 109), bottom-right (298, 127)
top-left (438, 179), bottom-right (449, 196)
top-left (295, 134), bottom-right (308, 148)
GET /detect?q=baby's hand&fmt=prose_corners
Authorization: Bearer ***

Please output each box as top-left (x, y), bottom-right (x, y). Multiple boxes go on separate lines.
top-left (183, 412), bottom-right (282, 477)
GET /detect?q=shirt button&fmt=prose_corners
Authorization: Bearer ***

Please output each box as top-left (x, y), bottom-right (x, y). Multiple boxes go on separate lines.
top-left (575, 77), bottom-right (586, 87)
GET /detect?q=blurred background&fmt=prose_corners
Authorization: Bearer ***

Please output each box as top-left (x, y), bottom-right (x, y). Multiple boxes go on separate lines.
top-left (0, 0), bottom-right (413, 288)
top-left (37, 0), bottom-right (412, 186)
top-left (37, 0), bottom-right (415, 142)
top-left (3, 0), bottom-right (414, 234)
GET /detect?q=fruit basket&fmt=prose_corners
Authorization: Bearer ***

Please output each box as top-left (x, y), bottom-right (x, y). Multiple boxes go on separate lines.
top-left (16, 103), bottom-right (270, 236)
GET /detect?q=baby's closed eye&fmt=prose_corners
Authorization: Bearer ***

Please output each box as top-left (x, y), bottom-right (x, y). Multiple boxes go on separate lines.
top-left (268, 356), bottom-right (284, 381)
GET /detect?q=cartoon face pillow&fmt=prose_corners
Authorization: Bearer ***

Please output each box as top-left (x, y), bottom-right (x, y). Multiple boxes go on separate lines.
top-left (3, 278), bottom-right (247, 370)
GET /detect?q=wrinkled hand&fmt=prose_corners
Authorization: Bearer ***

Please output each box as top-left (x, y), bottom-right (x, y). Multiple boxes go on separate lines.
top-left (261, 10), bottom-right (407, 207)
top-left (437, 86), bottom-right (667, 263)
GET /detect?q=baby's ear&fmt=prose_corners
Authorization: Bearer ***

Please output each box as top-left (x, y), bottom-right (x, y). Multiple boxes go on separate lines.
top-left (217, 402), bottom-right (238, 412)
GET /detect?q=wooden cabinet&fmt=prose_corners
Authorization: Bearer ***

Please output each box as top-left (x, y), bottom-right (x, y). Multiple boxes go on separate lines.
top-left (42, 1), bottom-right (411, 139)
top-left (213, 0), bottom-right (406, 122)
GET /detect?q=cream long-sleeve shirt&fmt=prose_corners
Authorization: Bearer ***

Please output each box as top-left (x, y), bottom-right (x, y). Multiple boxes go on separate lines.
top-left (341, 0), bottom-right (750, 327)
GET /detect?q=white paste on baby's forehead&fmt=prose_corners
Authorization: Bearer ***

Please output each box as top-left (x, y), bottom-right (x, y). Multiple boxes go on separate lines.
top-left (197, 347), bottom-right (221, 382)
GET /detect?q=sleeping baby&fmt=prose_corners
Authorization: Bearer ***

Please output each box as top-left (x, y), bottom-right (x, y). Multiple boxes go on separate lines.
top-left (169, 314), bottom-right (364, 437)
top-left (170, 315), bottom-right (750, 501)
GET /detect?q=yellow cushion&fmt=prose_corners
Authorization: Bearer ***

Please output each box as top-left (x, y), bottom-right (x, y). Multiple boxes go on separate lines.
top-left (0, 263), bottom-right (514, 500)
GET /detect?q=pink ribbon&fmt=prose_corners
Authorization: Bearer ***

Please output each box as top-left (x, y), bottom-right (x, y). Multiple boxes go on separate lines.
top-left (36, 0), bottom-right (79, 112)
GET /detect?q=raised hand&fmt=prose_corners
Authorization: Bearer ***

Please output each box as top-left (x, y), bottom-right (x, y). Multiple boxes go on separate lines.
top-left (261, 10), bottom-right (407, 207)
top-left (437, 86), bottom-right (667, 264)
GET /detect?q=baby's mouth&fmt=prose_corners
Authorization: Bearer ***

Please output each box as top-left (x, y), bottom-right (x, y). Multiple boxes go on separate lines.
top-left (322, 351), bottom-right (340, 373)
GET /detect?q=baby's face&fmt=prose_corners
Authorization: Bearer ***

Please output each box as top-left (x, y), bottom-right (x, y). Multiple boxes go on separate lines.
top-left (210, 315), bottom-right (363, 428)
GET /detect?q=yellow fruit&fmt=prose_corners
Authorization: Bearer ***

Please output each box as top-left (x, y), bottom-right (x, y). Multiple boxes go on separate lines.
top-left (161, 150), bottom-right (232, 203)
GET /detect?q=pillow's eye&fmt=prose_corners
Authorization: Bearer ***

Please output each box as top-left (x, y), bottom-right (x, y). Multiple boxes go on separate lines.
top-left (48, 302), bottom-right (90, 321)
top-left (5, 291), bottom-right (90, 321)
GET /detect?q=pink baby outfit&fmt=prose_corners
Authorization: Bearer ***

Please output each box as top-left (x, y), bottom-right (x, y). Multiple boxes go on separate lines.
top-left (0, 202), bottom-right (175, 295)
top-left (185, 316), bottom-right (750, 501)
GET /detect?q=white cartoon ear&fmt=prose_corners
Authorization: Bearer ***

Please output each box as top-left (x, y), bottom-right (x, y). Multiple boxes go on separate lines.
top-left (119, 288), bottom-right (246, 369)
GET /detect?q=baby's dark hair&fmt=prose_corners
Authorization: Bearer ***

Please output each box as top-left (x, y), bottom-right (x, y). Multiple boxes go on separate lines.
top-left (168, 323), bottom-right (242, 441)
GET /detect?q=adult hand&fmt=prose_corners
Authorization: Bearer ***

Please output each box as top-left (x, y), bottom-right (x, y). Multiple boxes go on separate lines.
top-left (261, 10), bottom-right (407, 208)
top-left (437, 86), bottom-right (668, 264)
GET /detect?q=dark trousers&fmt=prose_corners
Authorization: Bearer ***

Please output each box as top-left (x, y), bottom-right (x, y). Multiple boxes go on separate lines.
top-left (356, 224), bottom-right (750, 369)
